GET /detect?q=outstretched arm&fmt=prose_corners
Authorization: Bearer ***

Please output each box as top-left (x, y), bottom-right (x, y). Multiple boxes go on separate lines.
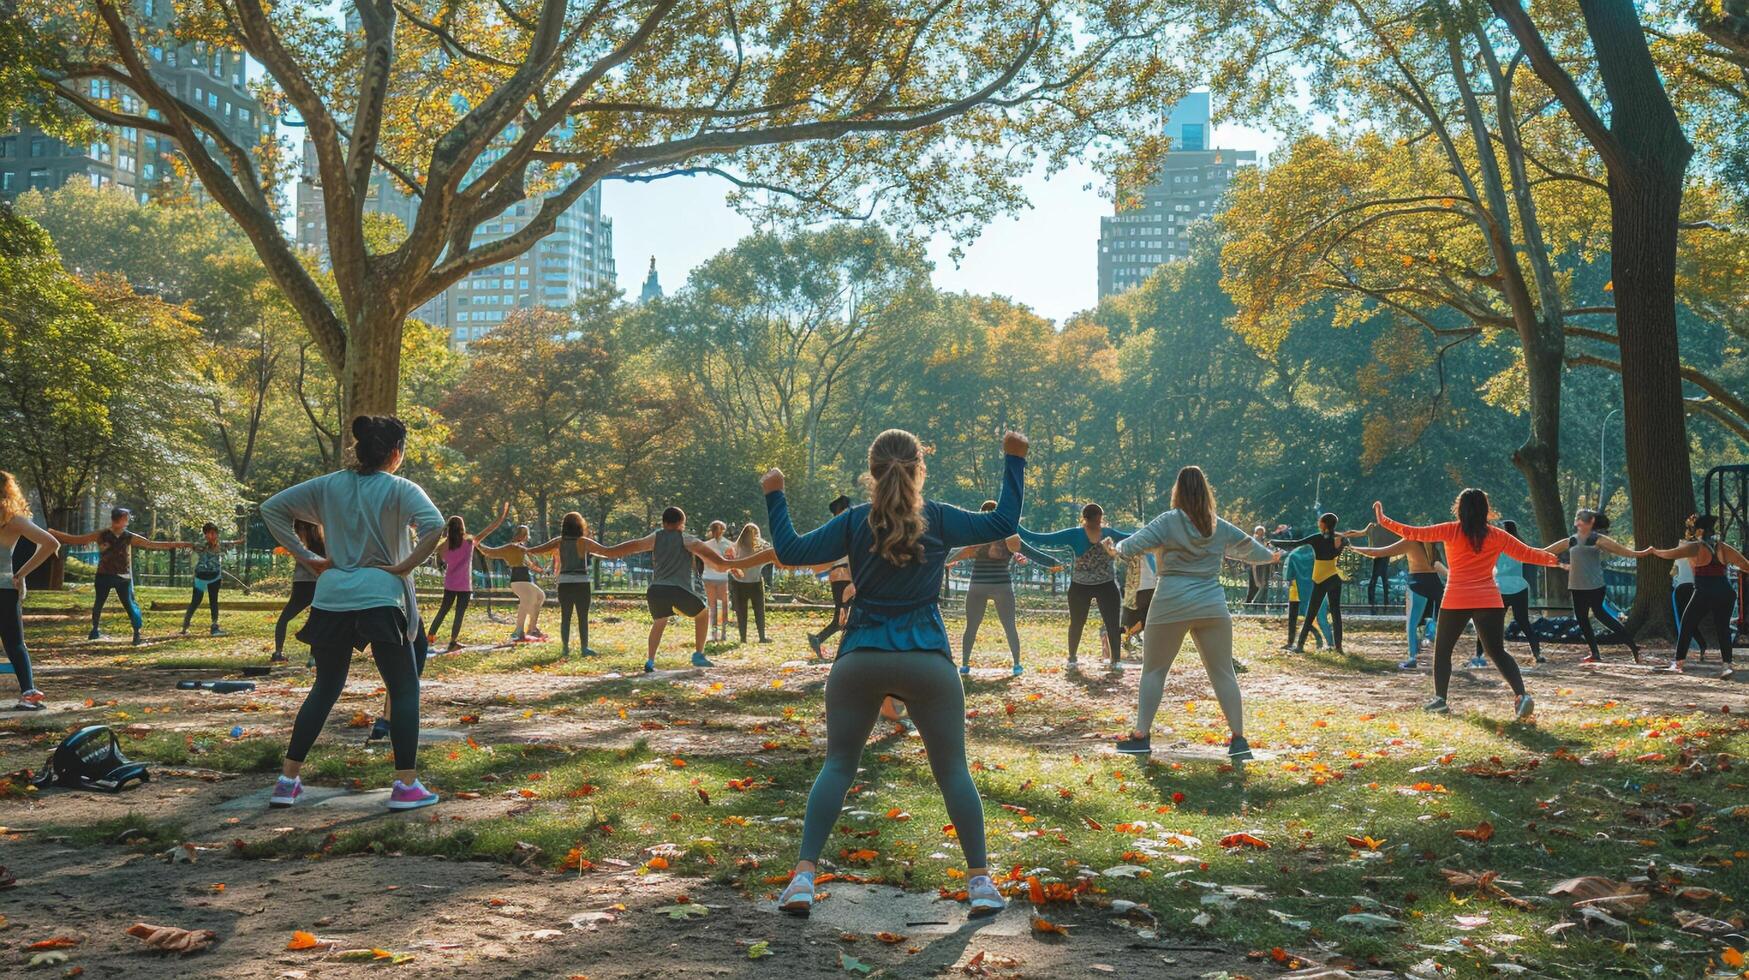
top-left (762, 469), bottom-right (854, 567)
top-left (1719, 543), bottom-right (1749, 572)
top-left (937, 434), bottom-right (1029, 548)
top-left (48, 528), bottom-right (102, 546)
top-left (1373, 501), bottom-right (1456, 544)
top-left (687, 538), bottom-right (738, 569)
top-left (1650, 541), bottom-right (1701, 561)
top-left (1541, 536), bottom-right (1573, 556)
top-left (473, 502), bottom-right (510, 542)
top-left (1010, 536), bottom-right (1065, 569)
top-left (716, 546), bottom-right (778, 571)
top-left (1499, 531), bottom-right (1562, 568)
top-left (135, 536), bottom-right (190, 551)
top-left (1597, 534), bottom-right (1650, 559)
top-left (592, 533), bottom-right (655, 560)
top-left (1349, 539), bottom-right (1409, 559)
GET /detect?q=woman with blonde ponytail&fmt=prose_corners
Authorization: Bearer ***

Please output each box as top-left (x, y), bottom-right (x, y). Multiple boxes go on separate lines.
top-left (763, 428), bottom-right (1031, 920)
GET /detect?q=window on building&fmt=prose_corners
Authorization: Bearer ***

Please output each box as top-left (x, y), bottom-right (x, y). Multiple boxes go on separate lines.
top-left (28, 168), bottom-right (50, 190)
top-left (0, 171), bottom-right (11, 191)
top-left (29, 137), bottom-right (49, 158)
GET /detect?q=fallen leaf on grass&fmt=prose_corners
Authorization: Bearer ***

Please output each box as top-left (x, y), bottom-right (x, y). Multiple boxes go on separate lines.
top-left (653, 903), bottom-right (709, 920)
top-left (747, 940), bottom-right (772, 959)
top-left (1030, 912), bottom-right (1071, 935)
top-left (1673, 909), bottom-right (1735, 934)
top-left (285, 931), bottom-right (324, 950)
top-left (840, 951), bottom-right (873, 974)
top-left (1344, 835), bottom-right (1386, 850)
top-left (1548, 876), bottom-right (1649, 911)
top-left (874, 932), bottom-right (907, 944)
top-left (1454, 821), bottom-right (1495, 842)
top-left (26, 938), bottom-right (80, 950)
top-left (1267, 909), bottom-right (1310, 930)
top-left (1721, 946), bottom-right (1744, 968)
top-left (27, 951), bottom-right (68, 967)
top-left (126, 923), bottom-right (217, 954)
top-left (1219, 833), bottom-right (1269, 850)
top-left (1336, 912), bottom-right (1403, 931)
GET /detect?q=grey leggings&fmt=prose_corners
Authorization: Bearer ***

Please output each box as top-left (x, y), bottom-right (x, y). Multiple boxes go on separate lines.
top-left (1135, 616), bottom-right (1245, 739)
top-left (800, 650), bottom-right (986, 869)
top-left (962, 583), bottom-right (1021, 666)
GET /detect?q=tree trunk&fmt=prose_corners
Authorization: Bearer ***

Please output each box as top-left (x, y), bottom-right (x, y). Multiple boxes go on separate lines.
top-left (343, 305), bottom-right (406, 429)
top-left (1581, 0), bottom-right (1697, 635)
top-left (1514, 326), bottom-right (1570, 552)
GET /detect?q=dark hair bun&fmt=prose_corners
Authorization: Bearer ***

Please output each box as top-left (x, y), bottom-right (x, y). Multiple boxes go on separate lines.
top-left (351, 415), bottom-right (407, 472)
top-left (1593, 512), bottom-right (1611, 532)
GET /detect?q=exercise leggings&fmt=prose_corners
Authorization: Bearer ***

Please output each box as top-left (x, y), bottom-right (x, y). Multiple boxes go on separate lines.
top-left (1477, 589), bottom-right (1539, 659)
top-left (182, 577), bottom-right (221, 630)
top-left (1365, 557), bottom-right (1390, 606)
top-left (1135, 616), bottom-right (1244, 739)
top-left (1, 589), bottom-right (32, 691)
top-left (510, 581), bottom-right (544, 635)
top-left (962, 582), bottom-right (1021, 666)
top-left (92, 574), bottom-right (142, 632)
top-left (1067, 580), bottom-right (1123, 662)
top-left (799, 651), bottom-right (985, 869)
top-left (429, 589), bottom-right (471, 646)
top-left (558, 582), bottom-right (591, 651)
top-left (287, 635), bottom-right (422, 770)
top-left (1432, 607), bottom-right (1525, 700)
top-left (1671, 583), bottom-right (1707, 655)
top-left (1286, 585), bottom-right (1331, 648)
top-left (815, 580), bottom-right (852, 643)
top-left (730, 580), bottom-right (765, 642)
top-left (1675, 581), bottom-right (1735, 664)
top-left (1570, 587), bottom-right (1635, 658)
top-left (1296, 576), bottom-right (1343, 650)
top-left (275, 581), bottom-right (316, 655)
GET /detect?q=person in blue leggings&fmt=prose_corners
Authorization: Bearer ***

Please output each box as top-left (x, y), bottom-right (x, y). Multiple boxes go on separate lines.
top-left (1280, 543), bottom-right (1331, 650)
top-left (766, 428), bottom-right (1029, 920)
top-left (52, 507), bottom-right (189, 646)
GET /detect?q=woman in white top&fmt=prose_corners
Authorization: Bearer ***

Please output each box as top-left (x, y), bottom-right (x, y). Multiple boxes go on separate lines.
top-left (701, 521), bottom-right (733, 643)
top-left (1, 471), bottom-right (62, 710)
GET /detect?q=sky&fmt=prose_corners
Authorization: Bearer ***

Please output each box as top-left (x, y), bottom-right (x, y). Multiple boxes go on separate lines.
top-left (604, 117), bottom-right (1281, 326)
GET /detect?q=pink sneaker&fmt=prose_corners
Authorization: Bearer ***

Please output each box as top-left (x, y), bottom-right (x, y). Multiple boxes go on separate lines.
top-left (387, 779), bottom-right (439, 810)
top-left (269, 775), bottom-right (303, 808)
top-left (14, 690), bottom-right (46, 711)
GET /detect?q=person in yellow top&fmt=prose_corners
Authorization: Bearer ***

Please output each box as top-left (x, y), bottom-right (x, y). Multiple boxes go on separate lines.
top-left (1272, 514), bottom-right (1351, 653)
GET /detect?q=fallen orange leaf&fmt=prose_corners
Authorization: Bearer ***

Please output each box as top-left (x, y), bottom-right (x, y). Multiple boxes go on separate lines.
top-left (1454, 821), bottom-right (1495, 842)
top-left (286, 931), bottom-right (321, 950)
top-left (1219, 833), bottom-right (1270, 850)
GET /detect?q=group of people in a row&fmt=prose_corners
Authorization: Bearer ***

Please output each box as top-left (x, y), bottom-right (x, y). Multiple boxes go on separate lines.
top-left (2, 416), bottom-right (1746, 921)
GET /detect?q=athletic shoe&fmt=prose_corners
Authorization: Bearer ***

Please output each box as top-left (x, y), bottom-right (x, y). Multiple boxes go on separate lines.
top-left (807, 632), bottom-right (824, 658)
top-left (528, 629), bottom-right (549, 641)
top-left (643, 659), bottom-right (657, 674)
top-left (1630, 646), bottom-right (1643, 665)
top-left (1066, 657), bottom-right (1080, 670)
top-left (1011, 664), bottom-right (1025, 677)
top-left (583, 648), bottom-right (600, 657)
top-left (1721, 667), bottom-right (1736, 680)
top-left (1227, 735), bottom-right (1254, 762)
top-left (269, 653), bottom-right (288, 664)
top-left (1465, 656), bottom-right (1486, 669)
top-left (509, 631), bottom-right (525, 644)
top-left (1662, 661), bottom-right (1684, 673)
top-left (178, 628), bottom-right (189, 636)
top-left (967, 874), bottom-right (1006, 917)
top-left (690, 652), bottom-right (715, 668)
top-left (1114, 734), bottom-right (1151, 755)
top-left (959, 665), bottom-right (971, 676)
top-left (14, 690), bottom-right (46, 711)
top-left (1423, 697), bottom-right (1450, 714)
top-left (1533, 652), bottom-right (1549, 664)
top-left (210, 626), bottom-right (226, 636)
top-left (1514, 695), bottom-right (1535, 721)
top-left (1106, 659), bottom-right (1123, 673)
top-left (1397, 659), bottom-right (1419, 670)
top-left (778, 871), bottom-right (816, 916)
top-left (386, 779), bottom-right (439, 810)
top-left (445, 642), bottom-right (462, 653)
top-left (426, 632), bottom-right (438, 645)
top-left (132, 630), bottom-right (143, 646)
top-left (1232, 659), bottom-right (1249, 673)
top-left (758, 637), bottom-right (773, 644)
top-left (1579, 654), bottom-right (1601, 665)
top-left (368, 718), bottom-right (390, 742)
top-left (268, 775), bottom-right (303, 808)
top-left (87, 628), bottom-right (102, 640)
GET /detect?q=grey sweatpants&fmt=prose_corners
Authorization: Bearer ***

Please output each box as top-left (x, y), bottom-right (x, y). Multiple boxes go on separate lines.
top-left (962, 582), bottom-right (1021, 665)
top-left (1135, 617), bottom-right (1245, 739)
top-left (799, 650), bottom-right (987, 869)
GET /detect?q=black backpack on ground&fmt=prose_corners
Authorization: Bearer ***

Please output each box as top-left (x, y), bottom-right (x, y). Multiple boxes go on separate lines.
top-left (32, 725), bottom-right (150, 792)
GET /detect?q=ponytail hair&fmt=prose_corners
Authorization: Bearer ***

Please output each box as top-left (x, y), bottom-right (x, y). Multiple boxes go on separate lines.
top-left (864, 428), bottom-right (927, 567)
top-left (1688, 513), bottom-right (1718, 538)
top-left (1577, 508), bottom-right (1610, 533)
top-left (1453, 488), bottom-right (1494, 552)
top-left (562, 511), bottom-right (588, 558)
top-left (1318, 512), bottom-right (1337, 533)
top-left (1171, 466), bottom-right (1216, 537)
top-left (351, 415), bottom-right (407, 473)
top-left (446, 515), bottom-right (465, 551)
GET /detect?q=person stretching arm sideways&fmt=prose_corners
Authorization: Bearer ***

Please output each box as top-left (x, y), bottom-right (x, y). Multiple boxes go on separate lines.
top-left (1542, 509), bottom-right (1650, 664)
top-left (1651, 514), bottom-right (1747, 678)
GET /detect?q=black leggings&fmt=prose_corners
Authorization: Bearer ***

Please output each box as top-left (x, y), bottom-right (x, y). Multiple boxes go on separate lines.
top-left (1434, 607), bottom-right (1525, 699)
top-left (1, 590), bottom-right (31, 692)
top-left (274, 581), bottom-right (316, 655)
top-left (429, 589), bottom-right (471, 645)
top-left (1365, 557), bottom-right (1390, 606)
top-left (1297, 576), bottom-right (1344, 650)
top-left (1675, 581), bottom-right (1734, 664)
top-left (557, 582), bottom-right (591, 651)
top-left (731, 579), bottom-right (766, 641)
top-left (1672, 583), bottom-right (1707, 655)
top-left (288, 638), bottom-right (421, 770)
top-left (1481, 588), bottom-right (1539, 658)
top-left (816, 580), bottom-right (851, 642)
top-left (1570, 587), bottom-right (1636, 658)
top-left (1067, 580), bottom-right (1123, 662)
top-left (182, 577), bottom-right (221, 629)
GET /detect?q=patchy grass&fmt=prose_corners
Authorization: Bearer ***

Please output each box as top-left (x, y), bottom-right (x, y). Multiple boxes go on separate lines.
top-left (8, 591), bottom-right (1749, 977)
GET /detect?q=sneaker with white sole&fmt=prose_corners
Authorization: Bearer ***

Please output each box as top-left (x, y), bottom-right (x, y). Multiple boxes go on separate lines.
top-left (13, 690), bottom-right (46, 711)
top-left (778, 870), bottom-right (815, 916)
top-left (967, 874), bottom-right (1006, 916)
top-left (1514, 694), bottom-right (1535, 721)
top-left (1227, 735), bottom-right (1254, 762)
top-left (387, 779), bottom-right (439, 810)
top-left (1465, 656), bottom-right (1486, 669)
top-left (269, 775), bottom-right (303, 808)
top-left (1114, 734), bottom-right (1151, 755)
top-left (1398, 658), bottom-right (1419, 670)
top-left (1423, 697), bottom-right (1450, 714)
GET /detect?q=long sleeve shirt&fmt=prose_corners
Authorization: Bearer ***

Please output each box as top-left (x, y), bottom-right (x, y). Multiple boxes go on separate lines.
top-left (766, 453), bottom-right (1025, 657)
top-left (1018, 523), bottom-right (1132, 586)
top-left (1377, 515), bottom-right (1558, 609)
top-left (1118, 511), bottom-right (1275, 624)
top-left (261, 469), bottom-right (444, 636)
top-left (967, 538), bottom-right (1063, 586)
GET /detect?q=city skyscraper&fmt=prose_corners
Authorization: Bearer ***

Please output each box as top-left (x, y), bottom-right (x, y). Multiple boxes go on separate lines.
top-left (639, 256), bottom-right (664, 302)
top-left (0, 1), bottom-right (271, 203)
top-left (1095, 93), bottom-right (1256, 299)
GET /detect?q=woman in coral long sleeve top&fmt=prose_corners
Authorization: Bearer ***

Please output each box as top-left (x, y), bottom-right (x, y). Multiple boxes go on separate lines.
top-left (1373, 491), bottom-right (1561, 721)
